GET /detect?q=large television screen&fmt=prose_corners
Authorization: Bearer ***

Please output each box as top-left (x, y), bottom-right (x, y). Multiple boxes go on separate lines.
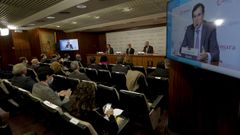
top-left (59, 39), bottom-right (79, 51)
top-left (167, 0), bottom-right (240, 79)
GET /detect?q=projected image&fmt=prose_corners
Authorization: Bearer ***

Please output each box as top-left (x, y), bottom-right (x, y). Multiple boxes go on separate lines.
top-left (167, 0), bottom-right (240, 78)
top-left (59, 39), bottom-right (79, 51)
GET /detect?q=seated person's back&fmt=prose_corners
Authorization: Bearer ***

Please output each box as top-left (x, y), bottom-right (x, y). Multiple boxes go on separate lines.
top-left (88, 56), bottom-right (102, 69)
top-left (68, 61), bottom-right (89, 81)
top-left (11, 63), bottom-right (36, 92)
top-left (112, 56), bottom-right (129, 74)
top-left (148, 61), bottom-right (169, 78)
top-left (68, 82), bottom-right (118, 135)
top-left (32, 66), bottom-right (71, 107)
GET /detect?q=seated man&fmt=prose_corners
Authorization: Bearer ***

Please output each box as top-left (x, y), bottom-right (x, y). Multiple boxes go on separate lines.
top-left (11, 63), bottom-right (36, 92)
top-left (68, 61), bottom-right (90, 81)
top-left (75, 53), bottom-right (83, 67)
top-left (32, 66), bottom-right (71, 107)
top-left (148, 61), bottom-right (169, 78)
top-left (112, 56), bottom-right (129, 74)
top-left (88, 56), bottom-right (102, 69)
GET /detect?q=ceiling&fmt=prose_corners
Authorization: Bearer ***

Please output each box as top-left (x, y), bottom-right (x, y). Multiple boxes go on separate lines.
top-left (0, 0), bottom-right (167, 32)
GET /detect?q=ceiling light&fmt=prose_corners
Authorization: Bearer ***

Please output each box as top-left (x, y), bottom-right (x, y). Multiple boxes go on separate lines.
top-left (214, 19), bottom-right (224, 26)
top-left (76, 4), bottom-right (87, 9)
top-left (7, 25), bottom-right (17, 30)
top-left (56, 26), bottom-right (60, 28)
top-left (0, 28), bottom-right (9, 36)
top-left (94, 16), bottom-right (100, 19)
top-left (46, 16), bottom-right (55, 19)
top-left (72, 21), bottom-right (77, 24)
top-left (122, 7), bottom-right (133, 12)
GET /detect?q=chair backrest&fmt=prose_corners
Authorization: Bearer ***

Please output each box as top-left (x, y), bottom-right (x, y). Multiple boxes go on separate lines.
top-left (96, 84), bottom-right (119, 108)
top-left (119, 90), bottom-right (152, 129)
top-left (62, 112), bottom-right (98, 135)
top-left (111, 72), bottom-right (127, 90)
top-left (146, 67), bottom-right (156, 75)
top-left (98, 64), bottom-right (108, 70)
top-left (107, 64), bottom-right (116, 72)
top-left (52, 75), bottom-right (67, 91)
top-left (97, 70), bottom-right (111, 85)
top-left (26, 68), bottom-right (39, 82)
top-left (132, 66), bottom-right (146, 76)
top-left (79, 67), bottom-right (86, 73)
top-left (65, 77), bottom-right (80, 91)
top-left (3, 79), bottom-right (21, 100)
top-left (85, 68), bottom-right (98, 82)
top-left (63, 61), bottom-right (71, 68)
top-left (146, 76), bottom-right (168, 96)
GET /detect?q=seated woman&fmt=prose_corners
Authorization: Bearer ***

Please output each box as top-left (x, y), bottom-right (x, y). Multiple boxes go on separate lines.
top-left (32, 66), bottom-right (71, 107)
top-left (50, 61), bottom-right (66, 76)
top-left (68, 81), bottom-right (118, 135)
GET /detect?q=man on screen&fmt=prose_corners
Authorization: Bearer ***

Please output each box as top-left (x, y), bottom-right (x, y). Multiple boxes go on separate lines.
top-left (65, 41), bottom-right (73, 49)
top-left (180, 3), bottom-right (220, 62)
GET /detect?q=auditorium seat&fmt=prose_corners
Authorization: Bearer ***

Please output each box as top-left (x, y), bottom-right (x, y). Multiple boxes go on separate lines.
top-left (96, 84), bottom-right (120, 108)
top-left (146, 76), bottom-right (168, 97)
top-left (79, 67), bottom-right (86, 73)
top-left (146, 67), bottom-right (156, 76)
top-left (111, 71), bottom-right (127, 90)
top-left (97, 69), bottom-right (112, 86)
top-left (132, 66), bottom-right (146, 76)
top-left (119, 90), bottom-right (163, 131)
top-left (85, 68), bottom-right (98, 82)
top-left (26, 68), bottom-right (39, 82)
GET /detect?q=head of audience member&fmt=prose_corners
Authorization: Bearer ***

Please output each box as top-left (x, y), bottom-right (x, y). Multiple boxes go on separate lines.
top-left (19, 57), bottom-right (28, 65)
top-left (90, 56), bottom-right (96, 64)
top-left (75, 53), bottom-right (81, 61)
top-left (31, 58), bottom-right (39, 65)
top-left (12, 63), bottom-right (27, 76)
top-left (145, 41), bottom-right (150, 47)
top-left (70, 61), bottom-right (80, 71)
top-left (41, 53), bottom-right (47, 59)
top-left (37, 66), bottom-right (54, 84)
top-left (116, 56), bottom-right (124, 64)
top-left (156, 61), bottom-right (166, 69)
top-left (128, 44), bottom-right (132, 48)
top-left (64, 53), bottom-right (70, 59)
top-left (100, 55), bottom-right (108, 64)
top-left (70, 81), bottom-right (96, 118)
top-left (50, 61), bottom-right (62, 73)
top-left (192, 3), bottom-right (205, 28)
top-left (164, 58), bottom-right (170, 69)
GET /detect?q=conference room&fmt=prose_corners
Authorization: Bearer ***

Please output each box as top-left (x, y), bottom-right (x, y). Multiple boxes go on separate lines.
top-left (0, 0), bottom-right (239, 135)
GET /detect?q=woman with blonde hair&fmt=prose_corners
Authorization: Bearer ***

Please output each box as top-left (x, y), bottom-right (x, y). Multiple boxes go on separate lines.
top-left (50, 61), bottom-right (66, 76)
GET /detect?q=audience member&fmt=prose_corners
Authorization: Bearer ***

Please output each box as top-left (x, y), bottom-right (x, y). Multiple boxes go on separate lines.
top-left (99, 55), bottom-right (108, 65)
top-left (19, 57), bottom-right (29, 66)
top-left (40, 53), bottom-right (47, 63)
top-left (68, 61), bottom-right (89, 81)
top-left (112, 56), bottom-right (129, 74)
top-left (50, 61), bottom-right (66, 76)
top-left (30, 58), bottom-right (40, 71)
top-left (88, 56), bottom-right (102, 69)
top-left (63, 53), bottom-right (70, 62)
top-left (126, 43), bottom-right (135, 55)
top-left (68, 81), bottom-right (118, 135)
top-left (148, 61), bottom-right (169, 78)
top-left (75, 53), bottom-right (83, 67)
top-left (11, 63), bottom-right (36, 92)
top-left (32, 66), bottom-right (71, 107)
top-left (106, 44), bottom-right (114, 54)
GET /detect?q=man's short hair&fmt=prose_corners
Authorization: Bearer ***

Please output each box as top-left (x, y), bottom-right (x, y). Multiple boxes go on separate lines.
top-left (192, 3), bottom-right (205, 18)
top-left (70, 61), bottom-right (79, 70)
top-left (19, 57), bottom-right (27, 63)
top-left (37, 66), bottom-right (54, 81)
top-left (12, 63), bottom-right (27, 75)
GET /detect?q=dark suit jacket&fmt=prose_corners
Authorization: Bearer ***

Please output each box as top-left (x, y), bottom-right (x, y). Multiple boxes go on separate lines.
top-left (11, 75), bottom-right (36, 92)
top-left (68, 70), bottom-right (90, 81)
top-left (143, 45), bottom-right (154, 54)
top-left (180, 21), bottom-right (220, 62)
top-left (106, 47), bottom-right (114, 54)
top-left (126, 48), bottom-right (135, 54)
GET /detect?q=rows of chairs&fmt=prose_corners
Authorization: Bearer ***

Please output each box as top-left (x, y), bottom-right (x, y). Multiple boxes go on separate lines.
top-left (0, 79), bottom-right (98, 135)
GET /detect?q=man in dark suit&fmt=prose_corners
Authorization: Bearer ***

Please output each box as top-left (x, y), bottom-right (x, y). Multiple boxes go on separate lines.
top-left (180, 3), bottom-right (220, 62)
top-left (143, 41), bottom-right (154, 54)
top-left (106, 44), bottom-right (114, 54)
top-left (126, 44), bottom-right (135, 54)
top-left (65, 41), bottom-right (73, 49)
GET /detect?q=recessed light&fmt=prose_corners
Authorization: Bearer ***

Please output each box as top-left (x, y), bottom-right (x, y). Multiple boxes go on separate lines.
top-left (56, 26), bottom-right (60, 28)
top-left (122, 7), bottom-right (133, 12)
top-left (94, 16), bottom-right (100, 19)
top-left (7, 25), bottom-right (17, 30)
top-left (76, 4), bottom-right (87, 9)
top-left (72, 21), bottom-right (77, 24)
top-left (46, 16), bottom-right (55, 19)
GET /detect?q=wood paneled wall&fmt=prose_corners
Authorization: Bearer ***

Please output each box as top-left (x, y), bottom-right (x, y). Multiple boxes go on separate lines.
top-left (168, 60), bottom-right (240, 135)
